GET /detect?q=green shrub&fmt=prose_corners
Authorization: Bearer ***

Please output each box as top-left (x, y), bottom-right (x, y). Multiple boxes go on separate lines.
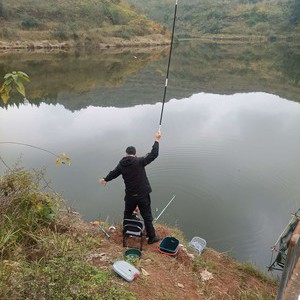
top-left (21, 14), bottom-right (38, 29)
top-left (114, 29), bottom-right (131, 39)
top-left (0, 169), bottom-right (61, 258)
top-left (244, 8), bottom-right (268, 27)
top-left (289, 0), bottom-right (300, 25)
top-left (0, 0), bottom-right (4, 18)
top-left (253, 22), bottom-right (269, 34)
top-left (268, 35), bottom-right (277, 42)
top-left (52, 28), bottom-right (69, 40)
top-left (112, 6), bottom-right (130, 25)
top-left (0, 28), bottom-right (11, 38)
top-left (201, 20), bottom-right (223, 34)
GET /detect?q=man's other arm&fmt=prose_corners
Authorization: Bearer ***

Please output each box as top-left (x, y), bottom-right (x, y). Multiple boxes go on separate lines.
top-left (99, 165), bottom-right (121, 185)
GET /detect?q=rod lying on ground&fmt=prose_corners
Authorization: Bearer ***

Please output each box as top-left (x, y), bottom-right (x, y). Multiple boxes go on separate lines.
top-left (98, 224), bottom-right (111, 238)
top-left (90, 221), bottom-right (111, 238)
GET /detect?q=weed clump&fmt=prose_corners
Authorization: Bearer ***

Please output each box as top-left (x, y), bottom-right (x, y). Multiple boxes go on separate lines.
top-left (0, 168), bottom-right (136, 300)
top-left (0, 168), bottom-right (61, 257)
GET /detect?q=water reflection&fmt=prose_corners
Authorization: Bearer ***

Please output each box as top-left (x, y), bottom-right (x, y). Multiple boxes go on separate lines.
top-left (1, 91), bottom-right (300, 269)
top-left (0, 41), bottom-right (299, 111)
top-left (279, 46), bottom-right (300, 85)
top-left (0, 47), bottom-right (169, 109)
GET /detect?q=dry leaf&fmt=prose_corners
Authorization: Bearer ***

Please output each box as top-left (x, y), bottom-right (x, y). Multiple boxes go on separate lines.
top-left (141, 268), bottom-right (150, 276)
top-left (200, 270), bottom-right (214, 281)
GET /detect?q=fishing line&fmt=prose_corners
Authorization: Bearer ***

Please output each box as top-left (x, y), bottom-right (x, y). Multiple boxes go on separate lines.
top-left (154, 195), bottom-right (176, 224)
top-left (158, 0), bottom-right (178, 131)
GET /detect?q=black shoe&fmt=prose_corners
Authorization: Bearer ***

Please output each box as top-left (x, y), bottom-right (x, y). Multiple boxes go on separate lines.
top-left (148, 235), bottom-right (161, 244)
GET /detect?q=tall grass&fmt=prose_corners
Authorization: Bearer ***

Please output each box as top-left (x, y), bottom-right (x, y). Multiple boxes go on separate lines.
top-left (0, 169), bottom-right (59, 258)
top-left (0, 168), bottom-right (136, 299)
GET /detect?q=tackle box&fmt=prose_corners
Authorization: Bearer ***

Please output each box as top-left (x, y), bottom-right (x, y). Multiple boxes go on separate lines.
top-left (112, 260), bottom-right (140, 282)
top-left (157, 236), bottom-right (180, 255)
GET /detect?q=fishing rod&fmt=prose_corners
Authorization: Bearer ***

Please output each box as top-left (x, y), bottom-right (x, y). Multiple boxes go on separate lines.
top-left (98, 224), bottom-right (111, 238)
top-left (158, 0), bottom-right (178, 131)
top-left (154, 195), bottom-right (176, 224)
top-left (90, 221), bottom-right (111, 238)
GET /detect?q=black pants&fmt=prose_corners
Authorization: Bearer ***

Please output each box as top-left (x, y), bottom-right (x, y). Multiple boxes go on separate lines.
top-left (124, 194), bottom-right (156, 239)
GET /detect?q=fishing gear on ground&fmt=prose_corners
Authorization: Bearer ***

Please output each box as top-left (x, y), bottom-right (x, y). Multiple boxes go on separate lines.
top-left (90, 221), bottom-right (111, 238)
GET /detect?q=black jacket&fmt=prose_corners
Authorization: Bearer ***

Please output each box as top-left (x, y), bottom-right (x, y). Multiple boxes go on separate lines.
top-left (104, 141), bottom-right (159, 197)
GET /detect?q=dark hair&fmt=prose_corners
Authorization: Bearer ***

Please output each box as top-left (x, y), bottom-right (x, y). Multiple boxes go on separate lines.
top-left (126, 146), bottom-right (136, 155)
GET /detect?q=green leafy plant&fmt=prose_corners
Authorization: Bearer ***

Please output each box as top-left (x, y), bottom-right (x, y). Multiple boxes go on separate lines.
top-left (56, 152), bottom-right (71, 166)
top-left (0, 169), bottom-right (62, 223)
top-left (0, 71), bottom-right (30, 104)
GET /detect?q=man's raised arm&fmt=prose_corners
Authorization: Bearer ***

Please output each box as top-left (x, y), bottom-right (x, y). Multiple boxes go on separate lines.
top-left (143, 131), bottom-right (161, 166)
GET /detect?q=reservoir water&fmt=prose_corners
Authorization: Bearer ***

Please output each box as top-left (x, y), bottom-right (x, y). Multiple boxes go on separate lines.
top-left (0, 40), bottom-right (299, 270)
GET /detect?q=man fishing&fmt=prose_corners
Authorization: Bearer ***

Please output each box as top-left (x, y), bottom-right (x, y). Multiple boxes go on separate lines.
top-left (99, 131), bottom-right (161, 244)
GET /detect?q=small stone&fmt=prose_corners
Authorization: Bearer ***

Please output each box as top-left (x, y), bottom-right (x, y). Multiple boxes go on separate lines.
top-left (177, 283), bottom-right (184, 288)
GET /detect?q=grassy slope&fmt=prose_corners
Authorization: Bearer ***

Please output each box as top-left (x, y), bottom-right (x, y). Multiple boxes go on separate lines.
top-left (1, 0), bottom-right (299, 45)
top-left (126, 0), bottom-right (300, 41)
top-left (0, 0), bottom-right (167, 45)
top-left (0, 169), bottom-right (278, 299)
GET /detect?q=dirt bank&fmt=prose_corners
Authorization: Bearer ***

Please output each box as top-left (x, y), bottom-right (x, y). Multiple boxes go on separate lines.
top-left (0, 34), bottom-right (170, 51)
top-left (78, 217), bottom-right (278, 299)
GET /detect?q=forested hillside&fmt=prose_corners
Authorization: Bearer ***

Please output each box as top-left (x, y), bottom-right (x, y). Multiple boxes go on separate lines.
top-left (1, 0), bottom-right (298, 46)
top-left (126, 0), bottom-right (300, 40)
top-left (0, 0), bottom-right (167, 47)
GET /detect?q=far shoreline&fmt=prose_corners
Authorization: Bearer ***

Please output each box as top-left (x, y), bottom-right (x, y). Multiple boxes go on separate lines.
top-left (0, 34), bottom-right (171, 52)
top-left (1, 33), bottom-right (298, 53)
